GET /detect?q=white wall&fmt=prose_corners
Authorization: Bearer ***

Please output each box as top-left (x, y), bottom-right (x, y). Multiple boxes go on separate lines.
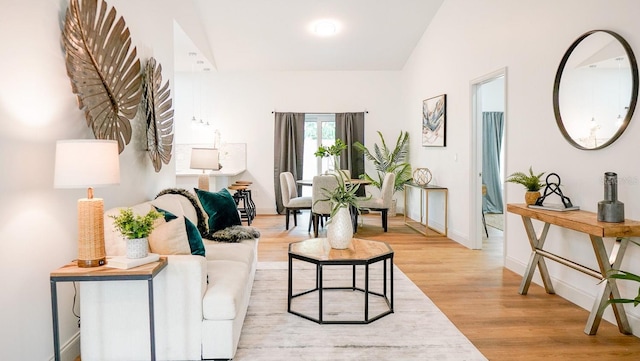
top-left (174, 69), bottom-right (404, 213)
top-left (0, 0), bottom-right (204, 359)
top-left (402, 0), bottom-right (640, 335)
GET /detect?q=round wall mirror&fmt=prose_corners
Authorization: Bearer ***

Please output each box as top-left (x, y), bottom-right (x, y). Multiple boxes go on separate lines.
top-left (553, 30), bottom-right (639, 150)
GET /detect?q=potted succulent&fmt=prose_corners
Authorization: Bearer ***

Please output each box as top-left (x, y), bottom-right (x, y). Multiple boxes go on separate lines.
top-left (506, 166), bottom-right (545, 205)
top-left (353, 131), bottom-right (412, 215)
top-left (110, 208), bottom-right (162, 258)
top-left (314, 138), bottom-right (347, 173)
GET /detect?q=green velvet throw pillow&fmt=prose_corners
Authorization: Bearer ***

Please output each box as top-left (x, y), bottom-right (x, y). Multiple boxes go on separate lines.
top-left (155, 207), bottom-right (205, 256)
top-left (195, 188), bottom-right (242, 234)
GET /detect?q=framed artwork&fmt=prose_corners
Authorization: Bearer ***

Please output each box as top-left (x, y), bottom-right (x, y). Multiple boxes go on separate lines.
top-left (422, 94), bottom-right (447, 147)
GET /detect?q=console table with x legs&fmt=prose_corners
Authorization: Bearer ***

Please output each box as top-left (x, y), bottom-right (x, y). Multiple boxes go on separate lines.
top-left (507, 203), bottom-right (640, 335)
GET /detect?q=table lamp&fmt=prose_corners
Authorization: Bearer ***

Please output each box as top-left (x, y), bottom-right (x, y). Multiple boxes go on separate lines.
top-left (190, 147), bottom-right (219, 191)
top-left (54, 140), bottom-right (120, 267)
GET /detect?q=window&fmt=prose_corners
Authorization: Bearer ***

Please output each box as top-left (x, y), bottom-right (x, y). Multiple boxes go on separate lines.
top-left (302, 114), bottom-right (336, 195)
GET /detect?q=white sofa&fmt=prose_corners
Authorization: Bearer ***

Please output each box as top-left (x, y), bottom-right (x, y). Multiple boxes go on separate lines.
top-left (80, 191), bottom-right (258, 361)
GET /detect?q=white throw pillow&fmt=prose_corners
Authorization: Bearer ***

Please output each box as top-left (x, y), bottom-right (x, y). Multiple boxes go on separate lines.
top-left (148, 216), bottom-right (191, 255)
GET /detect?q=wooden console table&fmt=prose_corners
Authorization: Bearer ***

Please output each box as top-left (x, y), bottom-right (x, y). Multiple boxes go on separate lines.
top-left (507, 203), bottom-right (640, 335)
top-left (403, 183), bottom-right (448, 237)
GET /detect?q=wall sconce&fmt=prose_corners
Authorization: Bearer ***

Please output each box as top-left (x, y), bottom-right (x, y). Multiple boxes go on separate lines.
top-left (190, 147), bottom-right (219, 191)
top-left (54, 140), bottom-right (120, 267)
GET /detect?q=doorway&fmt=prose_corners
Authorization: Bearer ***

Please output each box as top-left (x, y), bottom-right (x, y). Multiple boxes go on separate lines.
top-left (470, 68), bottom-right (506, 250)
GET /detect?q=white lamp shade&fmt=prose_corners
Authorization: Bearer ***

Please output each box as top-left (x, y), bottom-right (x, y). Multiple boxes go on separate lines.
top-left (54, 140), bottom-right (121, 188)
top-left (190, 148), bottom-right (219, 170)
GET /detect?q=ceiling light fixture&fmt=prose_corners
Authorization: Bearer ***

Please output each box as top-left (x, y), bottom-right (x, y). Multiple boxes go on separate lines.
top-left (311, 19), bottom-right (338, 36)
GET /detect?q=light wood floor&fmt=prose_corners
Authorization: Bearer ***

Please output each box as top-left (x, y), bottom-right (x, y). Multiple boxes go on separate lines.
top-left (255, 212), bottom-right (640, 360)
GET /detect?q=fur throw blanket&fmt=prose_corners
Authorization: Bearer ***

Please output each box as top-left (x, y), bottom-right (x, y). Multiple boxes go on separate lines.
top-left (208, 225), bottom-right (261, 243)
top-left (155, 188), bottom-right (209, 236)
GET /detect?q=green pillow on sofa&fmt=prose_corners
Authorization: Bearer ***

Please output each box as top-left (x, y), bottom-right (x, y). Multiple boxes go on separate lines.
top-left (195, 188), bottom-right (242, 235)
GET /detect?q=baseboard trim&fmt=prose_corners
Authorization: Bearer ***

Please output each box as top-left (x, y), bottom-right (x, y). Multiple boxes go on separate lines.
top-left (49, 330), bottom-right (80, 361)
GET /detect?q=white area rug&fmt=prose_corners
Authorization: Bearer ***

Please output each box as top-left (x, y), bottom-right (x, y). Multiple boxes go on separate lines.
top-left (234, 262), bottom-right (487, 361)
top-left (485, 213), bottom-right (504, 231)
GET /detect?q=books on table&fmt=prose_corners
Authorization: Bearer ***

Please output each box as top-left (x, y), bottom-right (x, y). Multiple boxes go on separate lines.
top-left (106, 253), bottom-right (160, 269)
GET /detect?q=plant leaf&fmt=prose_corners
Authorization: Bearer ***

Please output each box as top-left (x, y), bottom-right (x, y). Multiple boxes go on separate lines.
top-left (62, 0), bottom-right (142, 153)
top-left (143, 57), bottom-right (174, 172)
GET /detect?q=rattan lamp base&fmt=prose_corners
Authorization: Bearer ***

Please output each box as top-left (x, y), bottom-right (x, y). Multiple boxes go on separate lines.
top-left (77, 197), bottom-right (106, 267)
top-left (198, 173), bottom-right (210, 191)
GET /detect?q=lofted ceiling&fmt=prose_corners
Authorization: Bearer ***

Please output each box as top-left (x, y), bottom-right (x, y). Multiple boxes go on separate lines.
top-left (176, 0), bottom-right (444, 72)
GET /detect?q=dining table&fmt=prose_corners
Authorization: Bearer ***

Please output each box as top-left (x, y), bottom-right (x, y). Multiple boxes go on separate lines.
top-left (296, 178), bottom-right (371, 187)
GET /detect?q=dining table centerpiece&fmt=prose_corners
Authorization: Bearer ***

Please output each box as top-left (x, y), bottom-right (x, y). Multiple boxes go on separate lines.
top-left (314, 138), bottom-right (347, 173)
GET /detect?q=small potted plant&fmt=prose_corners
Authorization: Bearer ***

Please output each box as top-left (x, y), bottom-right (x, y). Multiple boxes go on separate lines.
top-left (314, 138), bottom-right (347, 173)
top-left (506, 166), bottom-right (545, 205)
top-left (110, 208), bottom-right (162, 258)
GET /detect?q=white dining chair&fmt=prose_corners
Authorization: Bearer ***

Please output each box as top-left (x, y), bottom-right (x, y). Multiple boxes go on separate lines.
top-left (311, 174), bottom-right (340, 237)
top-left (355, 172), bottom-right (395, 232)
top-left (280, 172), bottom-right (312, 230)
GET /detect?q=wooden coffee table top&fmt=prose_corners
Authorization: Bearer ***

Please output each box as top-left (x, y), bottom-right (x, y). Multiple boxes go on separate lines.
top-left (289, 238), bottom-right (393, 263)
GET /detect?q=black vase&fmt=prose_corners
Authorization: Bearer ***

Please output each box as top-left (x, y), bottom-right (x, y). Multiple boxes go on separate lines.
top-left (597, 172), bottom-right (624, 223)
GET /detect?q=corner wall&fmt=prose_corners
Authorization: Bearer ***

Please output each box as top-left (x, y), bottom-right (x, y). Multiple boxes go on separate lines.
top-left (0, 1), bottom-right (188, 359)
top-left (402, 0), bottom-right (640, 335)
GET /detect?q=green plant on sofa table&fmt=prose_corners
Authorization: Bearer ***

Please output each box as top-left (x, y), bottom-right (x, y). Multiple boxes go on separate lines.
top-left (353, 130), bottom-right (411, 194)
top-left (110, 208), bottom-right (161, 239)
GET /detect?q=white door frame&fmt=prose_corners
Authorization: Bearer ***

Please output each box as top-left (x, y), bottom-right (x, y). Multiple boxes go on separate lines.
top-left (469, 67), bottom-right (507, 250)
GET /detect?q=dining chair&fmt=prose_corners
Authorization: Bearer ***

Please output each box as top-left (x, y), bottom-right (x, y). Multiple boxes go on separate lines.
top-left (311, 174), bottom-right (340, 237)
top-left (354, 172), bottom-right (395, 232)
top-left (279, 172), bottom-right (312, 230)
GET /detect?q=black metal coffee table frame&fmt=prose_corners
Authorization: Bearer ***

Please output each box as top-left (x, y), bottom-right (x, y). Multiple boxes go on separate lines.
top-left (287, 240), bottom-right (394, 324)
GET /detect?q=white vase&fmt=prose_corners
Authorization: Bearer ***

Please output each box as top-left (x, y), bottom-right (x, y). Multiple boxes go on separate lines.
top-left (327, 206), bottom-right (353, 249)
top-left (126, 238), bottom-right (149, 259)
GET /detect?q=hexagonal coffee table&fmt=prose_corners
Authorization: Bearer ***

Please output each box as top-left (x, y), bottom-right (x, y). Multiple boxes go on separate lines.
top-left (287, 237), bottom-right (394, 324)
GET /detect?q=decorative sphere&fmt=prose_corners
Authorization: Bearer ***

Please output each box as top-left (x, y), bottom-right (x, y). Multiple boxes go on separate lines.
top-left (413, 168), bottom-right (432, 185)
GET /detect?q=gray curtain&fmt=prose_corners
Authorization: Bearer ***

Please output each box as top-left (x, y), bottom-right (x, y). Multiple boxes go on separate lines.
top-left (335, 112), bottom-right (365, 179)
top-left (274, 112), bottom-right (305, 214)
top-left (482, 111), bottom-right (504, 213)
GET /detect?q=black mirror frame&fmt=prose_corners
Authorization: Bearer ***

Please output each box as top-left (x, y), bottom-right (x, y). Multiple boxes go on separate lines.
top-left (553, 29), bottom-right (639, 150)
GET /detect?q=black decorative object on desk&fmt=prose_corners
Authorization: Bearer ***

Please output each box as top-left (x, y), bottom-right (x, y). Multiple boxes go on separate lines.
top-left (598, 172), bottom-right (625, 223)
top-left (529, 173), bottom-right (580, 211)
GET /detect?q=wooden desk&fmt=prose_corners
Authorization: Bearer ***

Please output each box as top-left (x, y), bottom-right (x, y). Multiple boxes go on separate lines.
top-left (403, 183), bottom-right (448, 237)
top-left (50, 258), bottom-right (168, 361)
top-left (507, 204), bottom-right (640, 335)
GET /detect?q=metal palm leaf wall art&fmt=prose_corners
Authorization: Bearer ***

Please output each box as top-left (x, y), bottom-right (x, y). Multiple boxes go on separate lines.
top-left (142, 57), bottom-right (174, 172)
top-left (62, 0), bottom-right (142, 153)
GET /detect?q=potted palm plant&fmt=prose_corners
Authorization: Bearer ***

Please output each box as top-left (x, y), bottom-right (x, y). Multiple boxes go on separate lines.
top-left (353, 131), bottom-right (412, 215)
top-left (506, 166), bottom-right (545, 205)
top-left (110, 208), bottom-right (162, 259)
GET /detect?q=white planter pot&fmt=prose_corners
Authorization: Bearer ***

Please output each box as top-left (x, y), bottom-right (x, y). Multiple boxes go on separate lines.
top-left (126, 238), bottom-right (149, 259)
top-left (327, 206), bottom-right (353, 249)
